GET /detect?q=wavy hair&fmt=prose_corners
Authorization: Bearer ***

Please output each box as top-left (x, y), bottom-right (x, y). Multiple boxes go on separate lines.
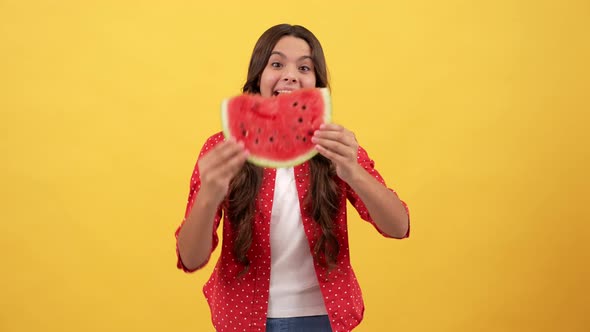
top-left (227, 24), bottom-right (340, 275)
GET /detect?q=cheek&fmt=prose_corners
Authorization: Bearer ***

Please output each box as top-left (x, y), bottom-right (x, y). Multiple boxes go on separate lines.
top-left (302, 75), bottom-right (317, 88)
top-left (259, 70), bottom-right (277, 97)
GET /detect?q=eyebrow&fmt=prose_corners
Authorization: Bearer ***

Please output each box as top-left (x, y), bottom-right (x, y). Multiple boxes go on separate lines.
top-left (270, 51), bottom-right (313, 61)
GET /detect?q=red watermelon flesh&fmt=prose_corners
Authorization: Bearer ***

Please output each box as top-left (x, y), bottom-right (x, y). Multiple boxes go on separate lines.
top-left (221, 88), bottom-right (331, 168)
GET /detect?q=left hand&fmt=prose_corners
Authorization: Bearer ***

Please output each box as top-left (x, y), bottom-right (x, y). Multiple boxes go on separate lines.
top-left (312, 123), bottom-right (361, 183)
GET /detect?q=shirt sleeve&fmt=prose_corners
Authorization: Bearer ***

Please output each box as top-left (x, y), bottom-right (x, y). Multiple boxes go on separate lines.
top-left (346, 145), bottom-right (410, 239)
top-left (174, 133), bottom-right (225, 273)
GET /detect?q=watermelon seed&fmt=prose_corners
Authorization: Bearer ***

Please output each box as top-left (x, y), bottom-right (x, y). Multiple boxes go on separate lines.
top-left (255, 138), bottom-right (259, 144)
top-left (298, 117), bottom-right (303, 123)
top-left (292, 102), bottom-right (298, 107)
top-left (302, 137), bottom-right (307, 142)
top-left (242, 130), bottom-right (248, 137)
top-left (269, 136), bottom-right (274, 142)
top-left (302, 105), bottom-right (307, 110)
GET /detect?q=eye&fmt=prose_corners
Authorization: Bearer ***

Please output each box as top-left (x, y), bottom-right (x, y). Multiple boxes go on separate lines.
top-left (271, 62), bottom-right (282, 68)
top-left (299, 65), bottom-right (312, 72)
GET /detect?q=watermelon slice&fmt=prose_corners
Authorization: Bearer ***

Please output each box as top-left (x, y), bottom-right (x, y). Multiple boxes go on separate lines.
top-left (221, 88), bottom-right (331, 168)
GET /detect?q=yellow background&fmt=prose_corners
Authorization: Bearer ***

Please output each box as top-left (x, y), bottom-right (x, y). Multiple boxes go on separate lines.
top-left (1, 0), bottom-right (588, 331)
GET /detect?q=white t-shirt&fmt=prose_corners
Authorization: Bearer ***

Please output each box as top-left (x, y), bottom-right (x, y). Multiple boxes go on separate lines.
top-left (267, 167), bottom-right (328, 318)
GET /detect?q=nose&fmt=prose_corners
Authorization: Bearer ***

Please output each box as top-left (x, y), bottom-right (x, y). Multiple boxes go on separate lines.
top-left (282, 67), bottom-right (298, 83)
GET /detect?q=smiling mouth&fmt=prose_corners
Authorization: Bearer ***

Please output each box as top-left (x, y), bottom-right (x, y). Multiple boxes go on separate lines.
top-left (273, 90), bottom-right (294, 96)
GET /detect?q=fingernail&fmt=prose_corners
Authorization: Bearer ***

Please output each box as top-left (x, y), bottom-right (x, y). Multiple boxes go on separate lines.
top-left (311, 136), bottom-right (317, 143)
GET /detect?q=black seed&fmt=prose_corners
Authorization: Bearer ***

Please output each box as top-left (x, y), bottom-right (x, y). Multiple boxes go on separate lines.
top-left (302, 137), bottom-right (306, 142)
top-left (255, 138), bottom-right (259, 144)
top-left (269, 136), bottom-right (274, 142)
top-left (293, 102), bottom-right (298, 107)
top-left (302, 105), bottom-right (307, 110)
top-left (242, 130), bottom-right (247, 137)
top-left (298, 117), bottom-right (303, 123)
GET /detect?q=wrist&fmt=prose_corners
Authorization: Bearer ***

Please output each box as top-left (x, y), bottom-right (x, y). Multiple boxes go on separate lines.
top-left (194, 187), bottom-right (225, 210)
top-left (341, 164), bottom-right (366, 187)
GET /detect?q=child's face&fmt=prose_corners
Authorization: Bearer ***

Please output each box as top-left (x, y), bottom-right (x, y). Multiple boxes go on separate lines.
top-left (259, 36), bottom-right (317, 98)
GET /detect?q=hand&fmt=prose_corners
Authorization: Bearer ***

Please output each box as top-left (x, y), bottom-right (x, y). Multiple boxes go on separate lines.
top-left (312, 124), bottom-right (361, 183)
top-left (197, 138), bottom-right (249, 206)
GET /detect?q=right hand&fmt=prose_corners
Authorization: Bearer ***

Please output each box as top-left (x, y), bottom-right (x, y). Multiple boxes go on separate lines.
top-left (197, 138), bottom-right (249, 206)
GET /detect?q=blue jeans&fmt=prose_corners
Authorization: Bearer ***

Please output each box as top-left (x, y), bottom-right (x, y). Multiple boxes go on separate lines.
top-left (265, 315), bottom-right (332, 332)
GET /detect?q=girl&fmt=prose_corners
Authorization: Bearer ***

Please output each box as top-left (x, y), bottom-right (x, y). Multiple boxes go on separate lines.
top-left (175, 24), bottom-right (410, 332)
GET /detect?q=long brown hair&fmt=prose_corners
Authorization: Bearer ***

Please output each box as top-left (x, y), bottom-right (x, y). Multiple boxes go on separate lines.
top-left (227, 24), bottom-right (340, 274)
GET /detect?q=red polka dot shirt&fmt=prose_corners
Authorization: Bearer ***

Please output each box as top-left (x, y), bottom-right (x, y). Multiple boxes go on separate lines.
top-left (175, 132), bottom-right (410, 332)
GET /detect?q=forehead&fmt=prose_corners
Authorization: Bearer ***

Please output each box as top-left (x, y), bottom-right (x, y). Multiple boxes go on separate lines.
top-left (271, 36), bottom-right (312, 57)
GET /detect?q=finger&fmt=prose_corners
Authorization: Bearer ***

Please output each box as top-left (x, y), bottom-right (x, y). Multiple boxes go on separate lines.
top-left (217, 140), bottom-right (247, 160)
top-left (313, 130), bottom-right (356, 147)
top-left (199, 143), bottom-right (248, 181)
top-left (319, 123), bottom-right (344, 131)
top-left (313, 137), bottom-right (356, 159)
top-left (312, 128), bottom-right (358, 156)
top-left (221, 149), bottom-right (249, 177)
top-left (205, 140), bottom-right (247, 167)
top-left (315, 143), bottom-right (348, 164)
top-left (315, 124), bottom-right (358, 146)
top-left (200, 147), bottom-right (248, 187)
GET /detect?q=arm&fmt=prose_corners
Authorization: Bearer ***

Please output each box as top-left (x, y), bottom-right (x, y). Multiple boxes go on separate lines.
top-left (176, 191), bottom-right (222, 271)
top-left (343, 162), bottom-right (409, 238)
top-left (176, 137), bottom-right (249, 271)
top-left (312, 124), bottom-right (409, 238)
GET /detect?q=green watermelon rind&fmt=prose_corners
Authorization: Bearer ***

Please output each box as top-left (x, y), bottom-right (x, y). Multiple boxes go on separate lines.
top-left (221, 87), bottom-right (332, 168)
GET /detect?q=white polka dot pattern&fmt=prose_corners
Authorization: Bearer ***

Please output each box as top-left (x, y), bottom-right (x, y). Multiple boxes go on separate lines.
top-left (175, 132), bottom-right (410, 332)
